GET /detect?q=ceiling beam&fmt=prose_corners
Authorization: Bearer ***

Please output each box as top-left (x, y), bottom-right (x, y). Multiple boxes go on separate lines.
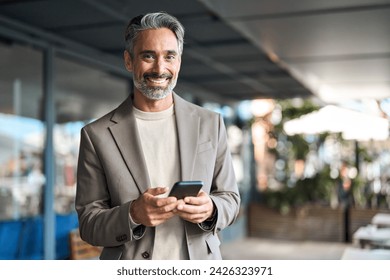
top-left (224, 3), bottom-right (390, 21)
top-left (80, 0), bottom-right (274, 96)
top-left (0, 14), bottom-right (128, 77)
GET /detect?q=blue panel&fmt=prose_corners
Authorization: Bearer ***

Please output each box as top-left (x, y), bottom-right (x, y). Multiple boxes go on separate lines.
top-left (0, 220), bottom-right (23, 259)
top-left (18, 216), bottom-right (43, 259)
top-left (55, 213), bottom-right (79, 259)
top-left (0, 213), bottom-right (79, 260)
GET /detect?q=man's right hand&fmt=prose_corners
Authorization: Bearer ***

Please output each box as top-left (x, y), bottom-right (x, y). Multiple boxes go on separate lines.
top-left (130, 187), bottom-right (179, 227)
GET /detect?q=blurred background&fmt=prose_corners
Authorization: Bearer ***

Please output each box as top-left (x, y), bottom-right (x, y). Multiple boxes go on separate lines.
top-left (1, 0), bottom-right (390, 260)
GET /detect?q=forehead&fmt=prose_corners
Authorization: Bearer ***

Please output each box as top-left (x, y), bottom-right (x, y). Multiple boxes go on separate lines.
top-left (134, 28), bottom-right (179, 53)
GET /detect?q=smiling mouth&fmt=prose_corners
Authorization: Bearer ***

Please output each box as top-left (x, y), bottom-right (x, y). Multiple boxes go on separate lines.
top-left (147, 77), bottom-right (169, 84)
top-left (144, 73), bottom-right (172, 84)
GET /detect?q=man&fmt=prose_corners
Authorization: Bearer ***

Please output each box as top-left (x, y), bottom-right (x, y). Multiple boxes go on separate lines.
top-left (76, 12), bottom-right (240, 260)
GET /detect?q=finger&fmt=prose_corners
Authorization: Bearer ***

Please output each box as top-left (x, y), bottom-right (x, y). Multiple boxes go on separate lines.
top-left (153, 210), bottom-right (176, 220)
top-left (146, 187), bottom-right (169, 196)
top-left (184, 191), bottom-right (209, 205)
top-left (144, 189), bottom-right (176, 207)
top-left (177, 203), bottom-right (208, 214)
top-left (156, 200), bottom-right (179, 212)
top-left (146, 212), bottom-right (176, 227)
top-left (172, 200), bottom-right (184, 213)
top-left (176, 211), bottom-right (207, 223)
top-left (154, 196), bottom-right (178, 207)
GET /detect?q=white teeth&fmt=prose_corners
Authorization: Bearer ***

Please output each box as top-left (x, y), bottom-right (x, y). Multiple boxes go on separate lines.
top-left (148, 78), bottom-right (167, 84)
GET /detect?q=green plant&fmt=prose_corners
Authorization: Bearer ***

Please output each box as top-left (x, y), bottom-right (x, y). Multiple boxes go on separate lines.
top-left (262, 165), bottom-right (337, 214)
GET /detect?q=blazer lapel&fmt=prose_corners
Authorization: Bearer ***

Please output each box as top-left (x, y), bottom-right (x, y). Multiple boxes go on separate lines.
top-left (174, 94), bottom-right (200, 181)
top-left (108, 96), bottom-right (150, 194)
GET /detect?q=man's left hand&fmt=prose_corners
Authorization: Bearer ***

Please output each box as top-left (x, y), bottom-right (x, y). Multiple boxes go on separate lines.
top-left (174, 190), bottom-right (214, 223)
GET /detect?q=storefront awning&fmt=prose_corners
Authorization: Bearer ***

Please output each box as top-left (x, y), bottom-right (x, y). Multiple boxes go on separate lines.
top-left (283, 105), bottom-right (389, 141)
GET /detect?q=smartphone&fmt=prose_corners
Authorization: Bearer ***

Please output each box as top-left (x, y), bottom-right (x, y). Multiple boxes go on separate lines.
top-left (169, 180), bottom-right (204, 199)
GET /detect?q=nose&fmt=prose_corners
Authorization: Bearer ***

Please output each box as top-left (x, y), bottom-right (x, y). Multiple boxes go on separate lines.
top-left (152, 57), bottom-right (166, 74)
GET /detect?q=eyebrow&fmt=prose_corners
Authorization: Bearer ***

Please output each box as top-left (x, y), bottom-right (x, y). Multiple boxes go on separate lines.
top-left (166, 50), bottom-right (178, 55)
top-left (139, 50), bottom-right (178, 55)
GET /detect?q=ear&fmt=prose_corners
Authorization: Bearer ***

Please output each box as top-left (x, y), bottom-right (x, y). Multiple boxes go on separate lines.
top-left (124, 50), bottom-right (133, 72)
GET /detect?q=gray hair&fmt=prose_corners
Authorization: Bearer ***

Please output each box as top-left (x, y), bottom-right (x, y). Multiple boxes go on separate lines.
top-left (125, 12), bottom-right (185, 58)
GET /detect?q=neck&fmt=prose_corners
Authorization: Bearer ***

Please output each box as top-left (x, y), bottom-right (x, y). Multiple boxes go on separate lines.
top-left (133, 91), bottom-right (174, 112)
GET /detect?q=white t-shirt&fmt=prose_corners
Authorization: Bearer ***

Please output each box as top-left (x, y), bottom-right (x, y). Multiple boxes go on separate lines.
top-left (133, 104), bottom-right (188, 259)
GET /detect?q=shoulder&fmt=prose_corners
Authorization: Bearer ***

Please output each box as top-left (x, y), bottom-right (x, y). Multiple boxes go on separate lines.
top-left (82, 96), bottom-right (131, 132)
top-left (173, 93), bottom-right (220, 120)
top-left (81, 110), bottom-right (114, 135)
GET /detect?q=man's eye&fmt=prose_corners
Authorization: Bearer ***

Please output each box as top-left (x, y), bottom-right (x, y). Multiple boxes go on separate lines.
top-left (166, 55), bottom-right (176, 61)
top-left (142, 54), bottom-right (154, 60)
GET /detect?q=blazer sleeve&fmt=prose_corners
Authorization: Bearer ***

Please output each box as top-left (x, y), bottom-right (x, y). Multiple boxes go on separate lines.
top-left (76, 126), bottom-right (142, 247)
top-left (209, 115), bottom-right (241, 234)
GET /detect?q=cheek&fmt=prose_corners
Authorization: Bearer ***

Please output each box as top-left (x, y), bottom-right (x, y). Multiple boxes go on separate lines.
top-left (176, 60), bottom-right (181, 72)
top-left (133, 64), bottom-right (148, 78)
top-left (172, 63), bottom-right (181, 76)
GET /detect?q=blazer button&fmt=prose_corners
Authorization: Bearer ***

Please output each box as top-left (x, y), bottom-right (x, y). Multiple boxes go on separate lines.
top-left (116, 234), bottom-right (128, 242)
top-left (141, 251), bottom-right (150, 259)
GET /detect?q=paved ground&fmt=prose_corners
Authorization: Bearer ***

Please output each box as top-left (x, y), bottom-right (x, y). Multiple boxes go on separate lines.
top-left (220, 238), bottom-right (349, 260)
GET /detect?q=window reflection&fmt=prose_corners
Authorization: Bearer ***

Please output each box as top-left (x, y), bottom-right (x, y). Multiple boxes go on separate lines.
top-left (0, 43), bottom-right (129, 220)
top-left (0, 44), bottom-right (44, 220)
top-left (53, 55), bottom-right (128, 214)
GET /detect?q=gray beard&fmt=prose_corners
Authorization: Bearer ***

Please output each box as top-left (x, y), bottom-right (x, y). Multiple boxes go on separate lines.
top-left (134, 78), bottom-right (177, 100)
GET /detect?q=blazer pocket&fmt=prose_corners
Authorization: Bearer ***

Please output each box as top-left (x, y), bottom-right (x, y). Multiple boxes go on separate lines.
top-left (206, 234), bottom-right (221, 254)
top-left (99, 245), bottom-right (123, 260)
top-left (198, 141), bottom-right (213, 154)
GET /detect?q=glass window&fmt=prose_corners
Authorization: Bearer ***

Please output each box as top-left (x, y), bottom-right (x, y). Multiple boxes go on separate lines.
top-left (0, 43), bottom-right (44, 220)
top-left (0, 43), bottom-right (130, 218)
top-left (53, 55), bottom-right (129, 214)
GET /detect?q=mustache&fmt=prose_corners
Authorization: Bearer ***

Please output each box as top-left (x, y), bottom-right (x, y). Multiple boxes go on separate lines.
top-left (143, 72), bottom-right (172, 79)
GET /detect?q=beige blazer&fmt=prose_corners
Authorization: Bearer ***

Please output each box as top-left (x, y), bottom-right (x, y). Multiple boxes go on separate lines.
top-left (75, 93), bottom-right (240, 260)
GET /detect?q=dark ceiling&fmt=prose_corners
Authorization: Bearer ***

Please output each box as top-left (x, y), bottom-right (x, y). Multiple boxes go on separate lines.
top-left (0, 0), bottom-right (313, 103)
top-left (201, 0), bottom-right (390, 107)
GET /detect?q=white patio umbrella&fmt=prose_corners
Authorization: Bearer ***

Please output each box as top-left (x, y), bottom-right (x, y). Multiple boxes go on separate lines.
top-left (283, 105), bottom-right (389, 141)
